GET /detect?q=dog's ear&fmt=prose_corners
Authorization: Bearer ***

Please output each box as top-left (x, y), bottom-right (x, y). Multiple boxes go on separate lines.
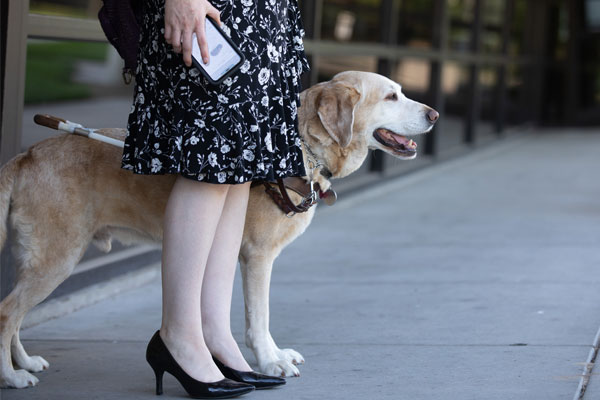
top-left (316, 81), bottom-right (361, 148)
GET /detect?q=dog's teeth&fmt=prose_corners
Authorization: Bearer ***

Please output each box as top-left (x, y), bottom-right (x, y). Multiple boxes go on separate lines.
top-left (408, 140), bottom-right (417, 149)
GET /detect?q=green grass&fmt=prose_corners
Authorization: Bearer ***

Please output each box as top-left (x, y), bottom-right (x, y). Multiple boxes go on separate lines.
top-left (25, 41), bottom-right (109, 104)
top-left (30, 1), bottom-right (95, 20)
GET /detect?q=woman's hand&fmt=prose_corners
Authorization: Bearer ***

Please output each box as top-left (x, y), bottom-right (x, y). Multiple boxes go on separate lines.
top-left (164, 0), bottom-right (222, 67)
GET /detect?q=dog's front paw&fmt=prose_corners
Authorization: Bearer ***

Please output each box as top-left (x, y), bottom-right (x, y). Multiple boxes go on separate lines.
top-left (0, 369), bottom-right (39, 388)
top-left (254, 345), bottom-right (303, 376)
top-left (277, 348), bottom-right (305, 365)
top-left (260, 359), bottom-right (300, 378)
top-left (20, 355), bottom-right (49, 373)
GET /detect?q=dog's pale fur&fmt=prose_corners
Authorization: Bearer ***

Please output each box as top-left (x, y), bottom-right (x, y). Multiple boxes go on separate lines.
top-left (0, 71), bottom-right (436, 388)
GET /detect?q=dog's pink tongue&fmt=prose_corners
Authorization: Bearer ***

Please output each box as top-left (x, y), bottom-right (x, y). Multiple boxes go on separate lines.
top-left (392, 133), bottom-right (417, 149)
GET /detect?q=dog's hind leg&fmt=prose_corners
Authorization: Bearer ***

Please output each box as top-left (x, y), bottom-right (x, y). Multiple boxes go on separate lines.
top-left (0, 218), bottom-right (89, 388)
top-left (1, 289), bottom-right (51, 388)
top-left (0, 255), bottom-right (84, 388)
top-left (0, 285), bottom-right (40, 388)
top-left (240, 254), bottom-right (304, 378)
top-left (11, 319), bottom-right (49, 373)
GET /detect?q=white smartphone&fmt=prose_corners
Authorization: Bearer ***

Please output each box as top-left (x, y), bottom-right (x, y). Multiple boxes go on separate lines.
top-left (191, 16), bottom-right (245, 85)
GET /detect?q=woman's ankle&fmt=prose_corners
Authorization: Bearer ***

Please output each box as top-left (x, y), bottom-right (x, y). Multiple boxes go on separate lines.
top-left (160, 325), bottom-right (203, 344)
top-left (158, 327), bottom-right (226, 382)
top-left (203, 330), bottom-right (253, 372)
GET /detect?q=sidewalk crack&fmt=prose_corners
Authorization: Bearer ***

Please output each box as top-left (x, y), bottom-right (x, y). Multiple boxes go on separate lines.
top-left (573, 325), bottom-right (600, 400)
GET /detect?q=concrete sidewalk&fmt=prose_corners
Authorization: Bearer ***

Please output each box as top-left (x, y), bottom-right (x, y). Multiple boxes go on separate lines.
top-left (3, 129), bottom-right (600, 400)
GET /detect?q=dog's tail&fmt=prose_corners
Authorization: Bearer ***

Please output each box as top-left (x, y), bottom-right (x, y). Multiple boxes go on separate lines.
top-left (0, 153), bottom-right (24, 250)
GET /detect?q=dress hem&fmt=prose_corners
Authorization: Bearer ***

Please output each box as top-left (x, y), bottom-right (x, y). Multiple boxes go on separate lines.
top-left (120, 163), bottom-right (308, 185)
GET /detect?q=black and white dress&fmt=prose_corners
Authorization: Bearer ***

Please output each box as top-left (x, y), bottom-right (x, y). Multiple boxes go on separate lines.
top-left (121, 0), bottom-right (311, 184)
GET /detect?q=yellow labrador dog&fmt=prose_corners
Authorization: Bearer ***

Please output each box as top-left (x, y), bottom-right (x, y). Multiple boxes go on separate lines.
top-left (0, 71), bottom-right (438, 388)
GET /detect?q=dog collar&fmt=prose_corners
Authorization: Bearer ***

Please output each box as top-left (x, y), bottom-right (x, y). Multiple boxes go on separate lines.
top-left (299, 136), bottom-right (337, 208)
top-left (299, 135), bottom-right (323, 181)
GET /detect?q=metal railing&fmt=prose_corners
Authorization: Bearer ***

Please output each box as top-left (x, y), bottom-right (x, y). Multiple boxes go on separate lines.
top-left (28, 14), bottom-right (106, 41)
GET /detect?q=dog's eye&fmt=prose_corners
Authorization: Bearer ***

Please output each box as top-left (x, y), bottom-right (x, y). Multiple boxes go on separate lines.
top-left (385, 92), bottom-right (398, 101)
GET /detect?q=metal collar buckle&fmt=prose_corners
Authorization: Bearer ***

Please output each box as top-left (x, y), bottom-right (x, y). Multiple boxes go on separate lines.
top-left (300, 180), bottom-right (318, 207)
top-left (285, 181), bottom-right (318, 218)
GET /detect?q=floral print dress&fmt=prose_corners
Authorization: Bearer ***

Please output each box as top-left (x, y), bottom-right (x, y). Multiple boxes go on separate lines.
top-left (120, 0), bottom-right (311, 184)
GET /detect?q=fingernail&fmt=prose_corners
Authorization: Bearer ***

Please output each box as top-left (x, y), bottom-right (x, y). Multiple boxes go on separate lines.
top-left (203, 58), bottom-right (209, 64)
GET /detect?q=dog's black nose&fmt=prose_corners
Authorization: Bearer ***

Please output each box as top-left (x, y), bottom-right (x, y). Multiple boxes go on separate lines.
top-left (426, 109), bottom-right (439, 123)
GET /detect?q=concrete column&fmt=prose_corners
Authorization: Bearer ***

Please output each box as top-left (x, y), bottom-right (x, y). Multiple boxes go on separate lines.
top-left (1, 0), bottom-right (30, 299)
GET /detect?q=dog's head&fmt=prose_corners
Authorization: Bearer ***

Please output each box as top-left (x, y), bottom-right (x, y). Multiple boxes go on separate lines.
top-left (300, 70), bottom-right (438, 181)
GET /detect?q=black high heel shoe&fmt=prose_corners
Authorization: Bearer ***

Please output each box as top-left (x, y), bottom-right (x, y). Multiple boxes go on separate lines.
top-left (212, 356), bottom-right (286, 390)
top-left (146, 331), bottom-right (255, 399)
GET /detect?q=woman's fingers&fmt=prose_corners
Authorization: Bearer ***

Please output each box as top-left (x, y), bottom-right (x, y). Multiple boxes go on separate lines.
top-left (164, 24), bottom-right (172, 44)
top-left (196, 16), bottom-right (210, 65)
top-left (206, 5), bottom-right (221, 26)
top-left (181, 29), bottom-right (194, 67)
top-left (171, 28), bottom-right (182, 53)
top-left (163, 0), bottom-right (222, 64)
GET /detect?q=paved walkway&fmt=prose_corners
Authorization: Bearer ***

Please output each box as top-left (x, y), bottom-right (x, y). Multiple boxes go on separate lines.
top-left (3, 129), bottom-right (600, 400)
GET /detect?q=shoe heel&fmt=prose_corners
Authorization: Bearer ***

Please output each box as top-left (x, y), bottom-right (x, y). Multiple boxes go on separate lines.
top-left (150, 364), bottom-right (165, 395)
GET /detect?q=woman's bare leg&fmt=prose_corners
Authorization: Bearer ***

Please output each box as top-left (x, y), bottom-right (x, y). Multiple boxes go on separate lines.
top-left (202, 181), bottom-right (253, 372)
top-left (159, 174), bottom-right (230, 382)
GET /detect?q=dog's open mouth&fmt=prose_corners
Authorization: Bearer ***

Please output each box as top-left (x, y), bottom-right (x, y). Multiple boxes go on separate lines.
top-left (373, 128), bottom-right (417, 156)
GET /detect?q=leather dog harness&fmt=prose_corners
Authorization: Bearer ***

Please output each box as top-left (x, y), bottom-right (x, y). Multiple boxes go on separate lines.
top-left (250, 177), bottom-right (321, 217)
top-left (250, 138), bottom-right (337, 218)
